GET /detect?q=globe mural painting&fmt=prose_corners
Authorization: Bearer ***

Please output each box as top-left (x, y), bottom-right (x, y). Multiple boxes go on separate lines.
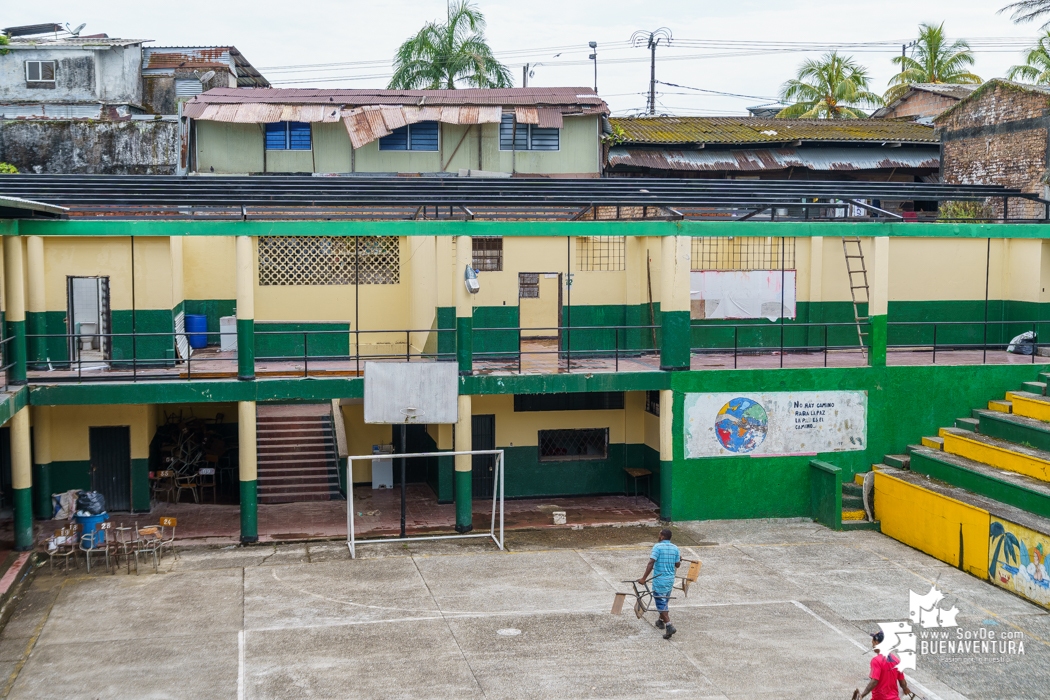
top-left (714, 398), bottom-right (769, 453)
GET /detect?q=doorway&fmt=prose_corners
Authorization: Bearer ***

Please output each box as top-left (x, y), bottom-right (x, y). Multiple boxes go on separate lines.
top-left (471, 414), bottom-right (496, 499)
top-left (519, 273), bottom-right (561, 339)
top-left (67, 276), bottom-right (111, 365)
top-left (90, 426), bottom-right (131, 512)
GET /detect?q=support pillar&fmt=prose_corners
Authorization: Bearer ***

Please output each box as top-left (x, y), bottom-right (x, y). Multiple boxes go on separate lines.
top-left (660, 235), bottom-right (691, 371)
top-left (236, 236), bottom-right (255, 380)
top-left (26, 236), bottom-right (47, 369)
top-left (238, 400), bottom-right (258, 543)
top-left (32, 406), bottom-right (52, 519)
top-left (11, 407), bottom-right (32, 550)
top-left (455, 235), bottom-right (473, 375)
top-left (659, 389), bottom-right (673, 521)
top-left (869, 237), bottom-right (889, 367)
top-left (454, 394), bottom-right (473, 532)
top-left (3, 236), bottom-right (27, 385)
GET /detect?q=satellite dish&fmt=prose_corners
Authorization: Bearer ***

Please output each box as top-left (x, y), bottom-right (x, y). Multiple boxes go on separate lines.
top-left (66, 23), bottom-right (86, 36)
top-left (197, 70), bottom-right (216, 83)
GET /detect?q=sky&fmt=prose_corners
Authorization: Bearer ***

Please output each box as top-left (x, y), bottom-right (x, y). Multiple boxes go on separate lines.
top-left (4, 1), bottom-right (1048, 115)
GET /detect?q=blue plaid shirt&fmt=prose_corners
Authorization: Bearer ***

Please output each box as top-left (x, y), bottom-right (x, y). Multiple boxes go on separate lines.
top-left (650, 540), bottom-right (681, 593)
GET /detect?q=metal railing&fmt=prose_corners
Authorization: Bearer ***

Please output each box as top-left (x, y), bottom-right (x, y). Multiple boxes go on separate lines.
top-left (472, 324), bottom-right (661, 373)
top-left (888, 320), bottom-right (1050, 365)
top-left (254, 328), bottom-right (454, 378)
top-left (690, 321), bottom-right (872, 369)
top-left (0, 335), bottom-right (14, 392)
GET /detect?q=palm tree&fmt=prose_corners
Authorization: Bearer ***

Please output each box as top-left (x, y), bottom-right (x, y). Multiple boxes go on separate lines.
top-left (885, 23), bottom-right (981, 103)
top-left (776, 52), bottom-right (883, 119)
top-left (1008, 31), bottom-right (1050, 83)
top-left (1000, 0), bottom-right (1050, 30)
top-left (989, 521), bottom-right (1022, 579)
top-left (389, 1), bottom-right (512, 90)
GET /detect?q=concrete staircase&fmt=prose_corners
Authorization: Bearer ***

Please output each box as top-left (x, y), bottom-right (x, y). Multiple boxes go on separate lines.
top-left (841, 476), bottom-right (878, 530)
top-left (256, 404), bottom-right (343, 504)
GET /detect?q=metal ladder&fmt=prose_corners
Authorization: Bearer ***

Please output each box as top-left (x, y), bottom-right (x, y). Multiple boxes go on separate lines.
top-left (842, 237), bottom-right (870, 354)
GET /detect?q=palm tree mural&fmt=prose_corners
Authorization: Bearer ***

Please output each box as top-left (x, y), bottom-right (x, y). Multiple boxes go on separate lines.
top-left (1000, 0), bottom-right (1050, 29)
top-left (885, 23), bottom-right (981, 104)
top-left (1008, 32), bottom-right (1050, 84)
top-left (389, 1), bottom-right (512, 90)
top-left (776, 52), bottom-right (883, 119)
top-left (990, 521), bottom-right (1022, 580)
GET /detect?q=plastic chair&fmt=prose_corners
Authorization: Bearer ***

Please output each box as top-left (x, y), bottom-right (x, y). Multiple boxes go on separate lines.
top-left (46, 526), bottom-right (79, 575)
top-left (80, 521), bottom-right (113, 574)
top-left (151, 470), bottom-right (177, 503)
top-left (156, 516), bottom-right (178, 561)
top-left (198, 464), bottom-right (217, 504)
top-left (174, 472), bottom-right (199, 504)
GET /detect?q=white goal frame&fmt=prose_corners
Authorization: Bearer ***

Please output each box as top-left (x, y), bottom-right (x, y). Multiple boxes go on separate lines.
top-left (346, 449), bottom-right (504, 559)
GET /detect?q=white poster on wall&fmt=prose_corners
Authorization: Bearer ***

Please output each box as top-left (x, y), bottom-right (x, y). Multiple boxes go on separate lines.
top-left (683, 391), bottom-right (867, 458)
top-left (690, 270), bottom-right (796, 321)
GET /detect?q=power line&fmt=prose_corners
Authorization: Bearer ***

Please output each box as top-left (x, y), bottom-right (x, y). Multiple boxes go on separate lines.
top-left (656, 80), bottom-right (777, 101)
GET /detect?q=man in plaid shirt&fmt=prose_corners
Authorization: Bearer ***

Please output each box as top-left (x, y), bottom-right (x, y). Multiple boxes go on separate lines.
top-left (638, 529), bottom-right (681, 639)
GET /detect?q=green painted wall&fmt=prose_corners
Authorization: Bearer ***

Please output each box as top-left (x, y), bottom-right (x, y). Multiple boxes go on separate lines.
top-left (909, 451), bottom-right (1050, 519)
top-left (255, 322), bottom-right (350, 360)
top-left (184, 299), bottom-right (236, 346)
top-left (35, 458), bottom-right (151, 513)
top-left (810, 460), bottom-right (843, 530)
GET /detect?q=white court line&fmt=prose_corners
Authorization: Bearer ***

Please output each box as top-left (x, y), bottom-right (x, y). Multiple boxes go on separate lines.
top-left (238, 630), bottom-right (245, 700)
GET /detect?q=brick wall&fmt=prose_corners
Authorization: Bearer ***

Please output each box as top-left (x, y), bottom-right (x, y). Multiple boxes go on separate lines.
top-left (883, 91), bottom-right (959, 121)
top-left (939, 83), bottom-right (1050, 220)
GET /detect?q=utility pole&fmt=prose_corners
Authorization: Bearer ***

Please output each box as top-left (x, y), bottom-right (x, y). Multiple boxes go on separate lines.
top-left (588, 41), bottom-right (598, 93)
top-left (523, 64), bottom-right (528, 88)
top-left (631, 28), bottom-right (672, 115)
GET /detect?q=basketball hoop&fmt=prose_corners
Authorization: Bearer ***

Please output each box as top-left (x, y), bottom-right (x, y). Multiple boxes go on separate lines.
top-left (399, 406), bottom-right (425, 421)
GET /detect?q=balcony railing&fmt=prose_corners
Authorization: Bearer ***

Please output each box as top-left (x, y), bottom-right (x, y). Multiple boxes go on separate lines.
top-left (888, 320), bottom-right (1050, 365)
top-left (690, 321), bottom-right (872, 369)
top-left (473, 324), bottom-right (661, 373)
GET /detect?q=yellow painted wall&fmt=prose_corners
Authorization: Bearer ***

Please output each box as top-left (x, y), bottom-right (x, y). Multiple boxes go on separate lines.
top-left (874, 470), bottom-right (990, 578)
top-left (184, 237), bottom-right (236, 301)
top-left (196, 121), bottom-right (264, 174)
top-left (43, 237), bottom-right (174, 311)
top-left (406, 235), bottom-right (438, 352)
top-left (341, 401), bottom-right (392, 482)
top-left (157, 402), bottom-right (237, 424)
top-left (44, 404), bottom-right (156, 460)
top-left (470, 394), bottom-right (637, 447)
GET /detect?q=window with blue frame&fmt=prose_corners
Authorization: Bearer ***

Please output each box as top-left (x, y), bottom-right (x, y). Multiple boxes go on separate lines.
top-left (265, 121), bottom-right (312, 150)
top-left (379, 121), bottom-right (439, 151)
top-left (499, 114), bottom-right (559, 151)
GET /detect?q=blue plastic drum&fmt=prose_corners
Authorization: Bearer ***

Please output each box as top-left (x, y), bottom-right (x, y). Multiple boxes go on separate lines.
top-left (185, 314), bottom-right (208, 349)
top-left (74, 512), bottom-right (109, 549)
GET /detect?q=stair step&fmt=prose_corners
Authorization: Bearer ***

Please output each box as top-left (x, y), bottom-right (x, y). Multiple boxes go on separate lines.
top-left (976, 409), bottom-right (1050, 452)
top-left (988, 400), bottom-right (1013, 414)
top-left (921, 436), bottom-right (944, 450)
top-left (883, 454), bottom-right (910, 469)
top-left (842, 520), bottom-right (880, 531)
top-left (842, 509), bottom-right (867, 521)
top-left (1021, 381), bottom-right (1047, 395)
top-left (955, 417), bottom-right (979, 432)
top-left (843, 482), bottom-right (862, 496)
top-left (939, 427), bottom-right (1050, 483)
top-left (1005, 391), bottom-right (1050, 422)
top-left (843, 494), bottom-right (864, 509)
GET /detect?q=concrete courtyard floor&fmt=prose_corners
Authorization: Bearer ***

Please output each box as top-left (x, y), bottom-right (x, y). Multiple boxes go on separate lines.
top-left (0, 520), bottom-right (1047, 699)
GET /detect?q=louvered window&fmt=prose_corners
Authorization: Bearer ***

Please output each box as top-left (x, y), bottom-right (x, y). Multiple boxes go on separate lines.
top-left (265, 121), bottom-right (312, 150)
top-left (499, 114), bottom-right (559, 151)
top-left (379, 121), bottom-right (439, 151)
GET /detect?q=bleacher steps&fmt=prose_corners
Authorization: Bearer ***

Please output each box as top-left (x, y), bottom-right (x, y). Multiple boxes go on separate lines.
top-left (987, 400), bottom-right (1013, 414)
top-left (1005, 391), bottom-right (1050, 422)
top-left (939, 427), bottom-right (1050, 482)
top-left (955, 417), bottom-right (979, 432)
top-left (921, 436), bottom-right (944, 450)
top-left (975, 409), bottom-right (1050, 452)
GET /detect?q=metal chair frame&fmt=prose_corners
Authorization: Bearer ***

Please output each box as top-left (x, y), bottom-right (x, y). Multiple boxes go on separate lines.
top-left (79, 521), bottom-right (113, 574)
top-left (46, 525), bottom-right (80, 575)
top-left (151, 469), bottom-right (177, 503)
top-left (156, 516), bottom-right (178, 561)
top-left (134, 522), bottom-right (163, 574)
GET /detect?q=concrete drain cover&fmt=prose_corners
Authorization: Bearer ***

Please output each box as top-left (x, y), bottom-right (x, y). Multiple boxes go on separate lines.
top-left (497, 628), bottom-right (521, 636)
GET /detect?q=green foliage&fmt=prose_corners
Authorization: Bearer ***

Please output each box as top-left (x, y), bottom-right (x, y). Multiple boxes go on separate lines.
top-left (0, 34), bottom-right (8, 56)
top-left (885, 23), bottom-right (981, 104)
top-left (1008, 31), bottom-right (1050, 84)
top-left (1000, 1), bottom-right (1050, 30)
top-left (601, 123), bottom-right (628, 146)
top-left (938, 200), bottom-right (992, 222)
top-left (0, 162), bottom-right (18, 174)
top-left (777, 52), bottom-right (883, 119)
top-left (389, 1), bottom-right (512, 90)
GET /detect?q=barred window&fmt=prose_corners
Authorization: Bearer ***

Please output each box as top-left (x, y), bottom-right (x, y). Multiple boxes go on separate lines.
top-left (258, 236), bottom-right (399, 286)
top-left (691, 237), bottom-right (795, 271)
top-left (519, 272), bottom-right (539, 298)
top-left (473, 237), bottom-right (503, 271)
top-left (539, 428), bottom-right (609, 462)
top-left (576, 236), bottom-right (625, 271)
top-left (515, 392), bottom-right (624, 412)
top-left (645, 391), bottom-right (660, 416)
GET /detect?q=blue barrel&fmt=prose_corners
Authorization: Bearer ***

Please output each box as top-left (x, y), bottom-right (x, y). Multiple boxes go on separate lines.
top-left (74, 512), bottom-right (109, 549)
top-left (185, 314), bottom-right (208, 349)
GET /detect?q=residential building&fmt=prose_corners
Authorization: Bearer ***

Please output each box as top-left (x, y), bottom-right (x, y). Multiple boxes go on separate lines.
top-left (141, 46), bottom-right (269, 116)
top-left (872, 83), bottom-right (977, 123)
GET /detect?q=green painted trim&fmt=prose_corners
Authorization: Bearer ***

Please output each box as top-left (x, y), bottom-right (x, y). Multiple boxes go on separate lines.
top-left (464, 372), bottom-right (670, 396)
top-left (660, 310), bottom-right (690, 371)
top-left (5, 319), bottom-right (26, 384)
top-left (473, 306), bottom-right (518, 358)
top-left (457, 316), bottom-right (473, 375)
top-left (255, 321), bottom-right (350, 360)
top-left (909, 451), bottom-right (1050, 519)
top-left (809, 460), bottom-right (843, 531)
top-left (26, 311), bottom-right (48, 370)
top-left (454, 469), bottom-right (472, 532)
top-left (0, 387), bottom-right (29, 426)
top-left (131, 458), bottom-right (150, 512)
top-left (13, 487), bottom-right (32, 551)
top-left (240, 479), bottom-right (258, 543)
top-left (110, 309), bottom-right (176, 366)
top-left (436, 307), bottom-right (456, 359)
top-left (978, 410), bottom-right (1050, 452)
top-left (427, 453), bottom-right (454, 503)
top-left (237, 318), bottom-right (254, 380)
top-left (32, 462), bottom-right (51, 519)
top-left (870, 315), bottom-right (887, 367)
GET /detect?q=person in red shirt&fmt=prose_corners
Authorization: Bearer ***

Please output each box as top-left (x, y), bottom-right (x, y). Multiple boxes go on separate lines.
top-left (856, 631), bottom-right (913, 700)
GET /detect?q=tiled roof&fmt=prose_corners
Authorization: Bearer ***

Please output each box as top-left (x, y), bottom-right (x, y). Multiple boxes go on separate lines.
top-left (909, 83), bottom-right (979, 100)
top-left (609, 117), bottom-right (937, 145)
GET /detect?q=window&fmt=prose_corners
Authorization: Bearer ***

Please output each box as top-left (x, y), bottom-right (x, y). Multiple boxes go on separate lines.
top-left (257, 236), bottom-right (399, 285)
top-left (379, 121), bottom-right (439, 151)
top-left (576, 236), bottom-right (625, 271)
top-left (645, 391), bottom-right (660, 417)
top-left (518, 272), bottom-right (539, 299)
top-left (25, 61), bottom-right (56, 85)
top-left (472, 237), bottom-right (503, 271)
top-left (174, 78), bottom-right (204, 98)
top-left (539, 428), bottom-right (609, 462)
top-left (691, 237), bottom-right (795, 271)
top-left (265, 121), bottom-right (312, 151)
top-left (515, 392), bottom-right (625, 412)
top-left (499, 114), bottom-right (559, 151)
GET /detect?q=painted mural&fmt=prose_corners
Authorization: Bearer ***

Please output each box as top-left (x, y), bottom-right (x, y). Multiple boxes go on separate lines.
top-left (684, 391), bottom-right (867, 459)
top-left (989, 518), bottom-right (1050, 610)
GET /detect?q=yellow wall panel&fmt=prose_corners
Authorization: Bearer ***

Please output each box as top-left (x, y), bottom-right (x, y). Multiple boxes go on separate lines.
top-left (341, 402), bottom-right (392, 482)
top-left (184, 237), bottom-right (236, 300)
top-left (43, 237), bottom-right (174, 311)
top-left (470, 394), bottom-right (632, 446)
top-left (47, 404), bottom-right (156, 461)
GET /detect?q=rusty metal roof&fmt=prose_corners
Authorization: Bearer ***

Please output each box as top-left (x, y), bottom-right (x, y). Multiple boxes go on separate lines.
top-left (186, 87), bottom-right (607, 112)
top-left (607, 146), bottom-right (939, 173)
top-left (6, 37), bottom-right (147, 48)
top-left (609, 117), bottom-right (937, 145)
top-left (143, 47), bottom-right (269, 88)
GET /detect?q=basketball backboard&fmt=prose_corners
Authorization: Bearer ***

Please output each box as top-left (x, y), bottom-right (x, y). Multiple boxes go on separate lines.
top-left (363, 362), bottom-right (459, 424)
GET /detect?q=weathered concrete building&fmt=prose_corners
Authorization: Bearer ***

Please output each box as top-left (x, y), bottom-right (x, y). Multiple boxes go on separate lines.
top-left (872, 83), bottom-right (977, 123)
top-left (141, 46), bottom-right (269, 116)
top-left (937, 79), bottom-right (1050, 219)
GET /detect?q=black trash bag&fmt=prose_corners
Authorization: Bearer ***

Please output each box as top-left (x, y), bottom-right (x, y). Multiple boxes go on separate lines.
top-left (1008, 331), bottom-right (1037, 356)
top-left (76, 491), bottom-right (106, 515)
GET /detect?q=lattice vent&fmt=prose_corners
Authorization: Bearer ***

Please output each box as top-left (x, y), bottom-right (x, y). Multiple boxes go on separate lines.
top-left (576, 236), bottom-right (625, 271)
top-left (258, 236), bottom-right (399, 286)
top-left (690, 236), bottom-right (795, 271)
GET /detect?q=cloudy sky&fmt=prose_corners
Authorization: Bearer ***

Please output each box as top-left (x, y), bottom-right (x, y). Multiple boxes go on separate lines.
top-left (5, 1), bottom-right (1047, 114)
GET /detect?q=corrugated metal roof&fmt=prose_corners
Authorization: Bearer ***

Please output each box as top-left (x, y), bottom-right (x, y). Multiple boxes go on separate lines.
top-left (142, 46), bottom-right (269, 88)
top-left (609, 117), bottom-right (937, 145)
top-left (607, 146), bottom-right (940, 172)
top-left (909, 84), bottom-right (979, 100)
top-left (7, 37), bottom-right (146, 48)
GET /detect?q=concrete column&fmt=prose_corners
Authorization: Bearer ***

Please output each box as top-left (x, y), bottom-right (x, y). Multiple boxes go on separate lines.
top-left (869, 237), bottom-right (890, 367)
top-left (658, 389), bottom-right (674, 521)
top-left (238, 400), bottom-right (258, 543)
top-left (10, 406), bottom-right (32, 550)
top-left (454, 394), bottom-right (473, 532)
top-left (660, 235), bottom-right (691, 371)
top-left (236, 236), bottom-right (255, 380)
top-left (26, 236), bottom-right (47, 369)
top-left (3, 236), bottom-right (27, 384)
top-left (455, 235), bottom-right (473, 375)
top-left (32, 406), bottom-right (52, 519)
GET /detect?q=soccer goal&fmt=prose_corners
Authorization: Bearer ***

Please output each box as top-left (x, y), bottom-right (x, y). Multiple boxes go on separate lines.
top-left (345, 449), bottom-right (504, 558)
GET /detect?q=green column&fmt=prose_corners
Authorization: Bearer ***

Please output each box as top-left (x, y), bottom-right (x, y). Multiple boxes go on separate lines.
top-left (659, 389), bottom-right (674, 521)
top-left (4, 320), bottom-right (26, 385)
top-left (660, 311), bottom-right (691, 372)
top-left (237, 318), bottom-right (255, 380)
top-left (869, 236), bottom-right (889, 368)
top-left (456, 316), bottom-right (473, 375)
top-left (4, 235), bottom-right (27, 385)
top-left (26, 236), bottom-right (47, 369)
top-left (870, 315), bottom-right (887, 368)
top-left (454, 395), bottom-right (473, 532)
top-left (240, 480), bottom-right (258, 542)
top-left (26, 313), bottom-right (47, 369)
top-left (660, 235), bottom-right (691, 372)
top-left (11, 407), bottom-right (33, 551)
top-left (455, 235), bottom-right (473, 376)
top-left (239, 401), bottom-right (258, 543)
top-left (236, 235), bottom-right (255, 381)
top-left (454, 469), bottom-right (473, 532)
